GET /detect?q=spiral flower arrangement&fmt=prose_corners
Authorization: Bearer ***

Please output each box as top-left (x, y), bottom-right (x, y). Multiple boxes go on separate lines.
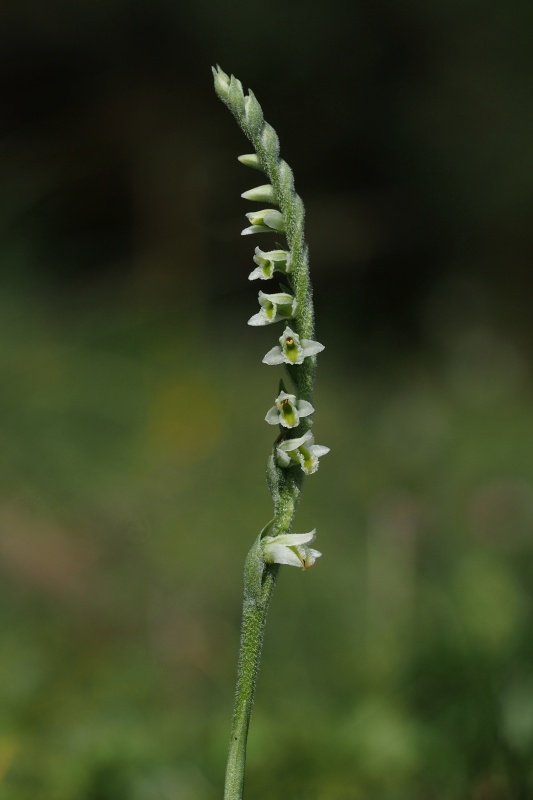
top-left (212, 66), bottom-right (329, 799)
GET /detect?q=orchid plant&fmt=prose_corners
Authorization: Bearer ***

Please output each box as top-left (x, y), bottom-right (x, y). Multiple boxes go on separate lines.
top-left (212, 66), bottom-right (329, 800)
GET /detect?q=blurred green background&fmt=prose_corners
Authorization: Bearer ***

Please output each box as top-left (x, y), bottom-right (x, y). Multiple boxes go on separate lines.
top-left (1, 1), bottom-right (533, 798)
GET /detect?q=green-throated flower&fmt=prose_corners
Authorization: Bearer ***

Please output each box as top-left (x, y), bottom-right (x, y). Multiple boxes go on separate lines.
top-left (249, 247), bottom-right (291, 281)
top-left (276, 431), bottom-right (329, 475)
top-left (242, 209), bottom-right (285, 236)
top-left (263, 326), bottom-right (324, 366)
top-left (262, 530), bottom-right (321, 569)
top-left (265, 391), bottom-right (314, 428)
top-left (248, 292), bottom-right (297, 326)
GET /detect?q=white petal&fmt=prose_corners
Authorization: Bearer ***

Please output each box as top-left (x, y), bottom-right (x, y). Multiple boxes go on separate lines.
top-left (301, 339), bottom-right (325, 357)
top-left (245, 209), bottom-right (284, 230)
top-left (311, 445), bottom-right (330, 458)
top-left (262, 346), bottom-right (285, 365)
top-left (276, 391), bottom-right (296, 404)
top-left (265, 406), bottom-right (280, 425)
top-left (245, 210), bottom-right (267, 224)
top-left (297, 400), bottom-right (315, 417)
top-left (248, 266), bottom-right (269, 280)
top-left (280, 325), bottom-right (298, 342)
top-left (248, 310), bottom-right (269, 326)
top-left (276, 432), bottom-right (311, 452)
top-left (242, 225), bottom-right (273, 236)
top-left (262, 210), bottom-right (285, 231)
top-left (275, 447), bottom-right (292, 468)
top-left (263, 543), bottom-right (302, 567)
top-left (272, 531), bottom-right (316, 546)
top-left (295, 545), bottom-right (321, 568)
top-left (261, 292), bottom-right (294, 305)
top-left (255, 247), bottom-right (288, 262)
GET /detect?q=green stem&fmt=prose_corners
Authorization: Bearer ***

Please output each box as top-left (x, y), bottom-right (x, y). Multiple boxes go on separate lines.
top-left (224, 561), bottom-right (277, 800)
top-left (224, 475), bottom-right (301, 800)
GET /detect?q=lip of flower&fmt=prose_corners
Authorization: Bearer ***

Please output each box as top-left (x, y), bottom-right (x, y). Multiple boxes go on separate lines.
top-left (248, 292), bottom-right (297, 326)
top-left (276, 431), bottom-right (330, 475)
top-left (265, 390), bottom-right (314, 428)
top-left (249, 247), bottom-right (291, 281)
top-left (261, 530), bottom-right (321, 569)
top-left (241, 209), bottom-right (285, 236)
top-left (262, 326), bottom-right (325, 366)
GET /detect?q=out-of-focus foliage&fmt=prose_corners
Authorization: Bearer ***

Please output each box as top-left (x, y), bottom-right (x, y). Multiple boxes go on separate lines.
top-left (1, 0), bottom-right (533, 798)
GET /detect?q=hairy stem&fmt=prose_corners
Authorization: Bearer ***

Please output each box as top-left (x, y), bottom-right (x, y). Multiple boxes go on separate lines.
top-left (224, 480), bottom-right (300, 800)
top-left (224, 560), bottom-right (277, 800)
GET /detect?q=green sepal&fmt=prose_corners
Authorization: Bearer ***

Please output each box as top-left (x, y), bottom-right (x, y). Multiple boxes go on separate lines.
top-left (244, 90), bottom-right (264, 135)
top-left (228, 75), bottom-right (245, 120)
top-left (259, 519), bottom-right (276, 540)
top-left (279, 281), bottom-right (293, 295)
top-left (266, 451), bottom-right (282, 506)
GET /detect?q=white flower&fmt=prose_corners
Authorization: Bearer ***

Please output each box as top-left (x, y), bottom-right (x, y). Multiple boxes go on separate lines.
top-left (249, 247), bottom-right (291, 281)
top-left (276, 431), bottom-right (330, 475)
top-left (262, 530), bottom-right (321, 569)
top-left (248, 292), bottom-right (297, 326)
top-left (265, 391), bottom-right (314, 428)
top-left (263, 326), bottom-right (324, 366)
top-left (242, 209), bottom-right (285, 236)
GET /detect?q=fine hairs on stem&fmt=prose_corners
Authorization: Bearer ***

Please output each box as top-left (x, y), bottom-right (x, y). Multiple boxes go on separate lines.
top-left (212, 66), bottom-right (329, 800)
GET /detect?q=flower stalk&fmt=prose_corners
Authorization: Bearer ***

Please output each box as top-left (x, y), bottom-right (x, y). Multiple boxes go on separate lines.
top-left (213, 66), bottom-right (328, 800)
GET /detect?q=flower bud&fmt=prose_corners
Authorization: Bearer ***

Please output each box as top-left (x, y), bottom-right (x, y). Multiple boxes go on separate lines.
top-left (212, 65), bottom-right (230, 96)
top-left (238, 154), bottom-right (263, 171)
top-left (241, 184), bottom-right (276, 203)
top-left (242, 209), bottom-right (285, 236)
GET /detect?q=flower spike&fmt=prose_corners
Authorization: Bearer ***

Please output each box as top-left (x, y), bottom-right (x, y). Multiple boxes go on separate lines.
top-left (213, 68), bottom-right (330, 799)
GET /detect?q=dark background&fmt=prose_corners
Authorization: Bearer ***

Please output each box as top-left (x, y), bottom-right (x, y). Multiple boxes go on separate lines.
top-left (1, 1), bottom-right (533, 798)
